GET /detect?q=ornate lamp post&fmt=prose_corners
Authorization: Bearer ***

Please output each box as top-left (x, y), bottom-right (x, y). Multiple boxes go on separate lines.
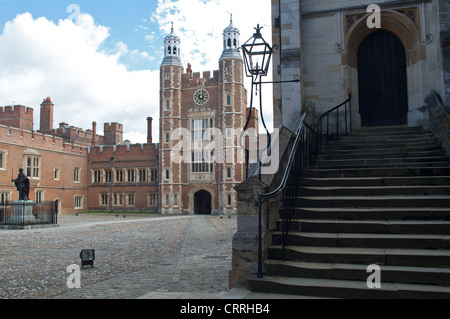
top-left (240, 25), bottom-right (299, 279)
top-left (240, 25), bottom-right (275, 181)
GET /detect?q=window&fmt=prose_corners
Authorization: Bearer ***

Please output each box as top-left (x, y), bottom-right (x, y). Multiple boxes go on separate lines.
top-left (150, 168), bottom-right (158, 182)
top-left (100, 194), bottom-right (108, 206)
top-left (139, 168), bottom-right (147, 182)
top-left (26, 156), bottom-right (40, 178)
top-left (127, 194), bottom-right (135, 207)
top-left (0, 152), bottom-right (4, 170)
top-left (54, 168), bottom-right (61, 181)
top-left (127, 169), bottom-right (135, 183)
top-left (226, 128), bottom-right (233, 139)
top-left (227, 95), bottom-right (231, 105)
top-left (75, 196), bottom-right (84, 209)
top-left (166, 100), bottom-right (170, 110)
top-left (227, 167), bottom-right (232, 179)
top-left (116, 169), bottom-right (123, 182)
top-left (74, 168), bottom-right (80, 182)
top-left (113, 193), bottom-right (124, 206)
top-left (35, 191), bottom-right (43, 204)
top-left (165, 170), bottom-right (170, 180)
top-left (174, 194), bottom-right (178, 207)
top-left (191, 151), bottom-right (214, 173)
top-left (166, 133), bottom-right (170, 143)
top-left (105, 169), bottom-right (112, 183)
top-left (148, 193), bottom-right (157, 207)
top-left (227, 194), bottom-right (232, 207)
top-left (93, 170), bottom-right (102, 183)
top-left (165, 195), bottom-right (169, 207)
top-left (192, 118), bottom-right (214, 141)
top-left (0, 192), bottom-right (9, 204)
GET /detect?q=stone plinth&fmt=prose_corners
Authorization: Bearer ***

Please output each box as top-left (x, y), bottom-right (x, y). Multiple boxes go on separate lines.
top-left (9, 200), bottom-right (36, 224)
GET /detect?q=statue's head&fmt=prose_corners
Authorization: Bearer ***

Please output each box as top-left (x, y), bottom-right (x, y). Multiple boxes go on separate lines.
top-left (19, 168), bottom-right (24, 173)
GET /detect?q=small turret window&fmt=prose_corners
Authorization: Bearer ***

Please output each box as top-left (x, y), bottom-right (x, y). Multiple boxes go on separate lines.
top-left (168, 46), bottom-right (172, 54)
top-left (233, 39), bottom-right (237, 48)
top-left (173, 46), bottom-right (177, 55)
top-left (227, 38), bottom-right (232, 48)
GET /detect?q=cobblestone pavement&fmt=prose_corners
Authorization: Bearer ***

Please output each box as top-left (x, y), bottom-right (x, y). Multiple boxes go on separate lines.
top-left (0, 214), bottom-right (236, 299)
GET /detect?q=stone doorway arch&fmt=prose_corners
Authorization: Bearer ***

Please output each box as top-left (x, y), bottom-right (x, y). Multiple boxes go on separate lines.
top-left (342, 9), bottom-right (425, 128)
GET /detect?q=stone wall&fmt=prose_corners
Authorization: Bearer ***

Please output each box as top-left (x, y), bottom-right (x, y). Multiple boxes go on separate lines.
top-left (439, 0), bottom-right (450, 105)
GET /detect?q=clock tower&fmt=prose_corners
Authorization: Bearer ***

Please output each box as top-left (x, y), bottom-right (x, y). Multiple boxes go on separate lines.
top-left (159, 18), bottom-right (251, 215)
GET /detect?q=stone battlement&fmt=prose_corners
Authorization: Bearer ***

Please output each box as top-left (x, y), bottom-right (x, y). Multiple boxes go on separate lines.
top-left (0, 124), bottom-right (88, 155)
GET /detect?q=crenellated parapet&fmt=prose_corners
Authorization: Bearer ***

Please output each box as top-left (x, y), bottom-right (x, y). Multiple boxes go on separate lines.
top-left (0, 124), bottom-right (88, 155)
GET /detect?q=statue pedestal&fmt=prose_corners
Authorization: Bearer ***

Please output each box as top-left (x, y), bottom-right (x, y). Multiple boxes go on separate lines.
top-left (9, 200), bottom-right (35, 223)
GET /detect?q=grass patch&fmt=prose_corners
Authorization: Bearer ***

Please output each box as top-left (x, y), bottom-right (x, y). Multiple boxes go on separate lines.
top-left (77, 211), bottom-right (160, 215)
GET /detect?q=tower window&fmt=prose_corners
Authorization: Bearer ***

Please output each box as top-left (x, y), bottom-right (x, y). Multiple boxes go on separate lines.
top-left (227, 38), bottom-right (232, 48)
top-left (173, 47), bottom-right (177, 55)
top-left (233, 39), bottom-right (237, 48)
top-left (168, 46), bottom-right (171, 54)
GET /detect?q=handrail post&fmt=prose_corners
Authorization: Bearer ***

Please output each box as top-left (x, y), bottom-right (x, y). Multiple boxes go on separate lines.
top-left (257, 198), bottom-right (263, 278)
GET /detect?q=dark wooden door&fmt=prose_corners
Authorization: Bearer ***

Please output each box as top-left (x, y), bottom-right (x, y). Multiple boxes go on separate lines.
top-left (358, 30), bottom-right (408, 127)
top-left (194, 190), bottom-right (212, 215)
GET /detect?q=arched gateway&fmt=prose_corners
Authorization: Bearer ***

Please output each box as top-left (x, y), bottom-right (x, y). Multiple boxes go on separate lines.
top-left (194, 190), bottom-right (212, 215)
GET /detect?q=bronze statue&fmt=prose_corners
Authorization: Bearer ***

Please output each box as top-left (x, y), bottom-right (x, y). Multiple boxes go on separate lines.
top-left (11, 168), bottom-right (30, 201)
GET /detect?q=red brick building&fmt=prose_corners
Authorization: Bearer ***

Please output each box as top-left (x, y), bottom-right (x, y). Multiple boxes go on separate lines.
top-left (159, 19), bottom-right (256, 215)
top-left (0, 98), bottom-right (158, 214)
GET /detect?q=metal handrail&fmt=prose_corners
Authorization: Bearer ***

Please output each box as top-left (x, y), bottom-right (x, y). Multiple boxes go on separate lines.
top-left (258, 113), bottom-right (309, 201)
top-left (255, 94), bottom-right (353, 277)
top-left (428, 91), bottom-right (450, 121)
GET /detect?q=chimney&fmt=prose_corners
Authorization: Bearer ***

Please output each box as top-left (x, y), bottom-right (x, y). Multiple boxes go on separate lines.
top-left (147, 117), bottom-right (153, 144)
top-left (92, 122), bottom-right (98, 146)
top-left (39, 97), bottom-right (54, 133)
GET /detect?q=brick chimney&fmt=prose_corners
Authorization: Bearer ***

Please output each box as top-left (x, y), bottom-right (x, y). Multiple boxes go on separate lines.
top-left (147, 117), bottom-right (153, 144)
top-left (92, 122), bottom-right (98, 146)
top-left (39, 97), bottom-right (54, 133)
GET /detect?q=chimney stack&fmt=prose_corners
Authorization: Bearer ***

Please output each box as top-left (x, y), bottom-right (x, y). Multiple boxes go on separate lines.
top-left (92, 122), bottom-right (98, 146)
top-left (147, 117), bottom-right (153, 144)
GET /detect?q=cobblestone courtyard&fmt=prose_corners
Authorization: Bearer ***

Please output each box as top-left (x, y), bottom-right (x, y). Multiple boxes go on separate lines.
top-left (0, 214), bottom-right (236, 299)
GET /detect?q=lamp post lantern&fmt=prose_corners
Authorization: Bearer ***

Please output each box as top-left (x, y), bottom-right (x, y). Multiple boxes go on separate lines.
top-left (240, 24), bottom-right (300, 279)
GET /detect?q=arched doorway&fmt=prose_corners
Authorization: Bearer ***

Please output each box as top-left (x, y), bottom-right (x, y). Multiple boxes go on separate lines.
top-left (357, 30), bottom-right (408, 127)
top-left (194, 190), bottom-right (212, 215)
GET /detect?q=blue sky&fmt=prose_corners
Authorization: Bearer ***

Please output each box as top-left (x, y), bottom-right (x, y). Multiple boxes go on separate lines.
top-left (0, 0), bottom-right (272, 142)
top-left (0, 0), bottom-right (161, 70)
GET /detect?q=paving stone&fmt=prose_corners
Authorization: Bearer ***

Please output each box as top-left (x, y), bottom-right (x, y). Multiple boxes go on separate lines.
top-left (0, 214), bottom-right (237, 299)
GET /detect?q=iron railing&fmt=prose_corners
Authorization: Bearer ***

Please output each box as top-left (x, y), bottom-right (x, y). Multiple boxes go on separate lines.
top-left (255, 94), bottom-right (353, 277)
top-left (0, 201), bottom-right (58, 226)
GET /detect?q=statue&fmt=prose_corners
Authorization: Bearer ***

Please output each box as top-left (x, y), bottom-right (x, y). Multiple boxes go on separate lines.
top-left (11, 168), bottom-right (30, 201)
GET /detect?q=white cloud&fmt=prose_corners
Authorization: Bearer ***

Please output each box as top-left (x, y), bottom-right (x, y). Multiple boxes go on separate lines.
top-left (151, 0), bottom-right (274, 132)
top-left (0, 12), bottom-right (159, 143)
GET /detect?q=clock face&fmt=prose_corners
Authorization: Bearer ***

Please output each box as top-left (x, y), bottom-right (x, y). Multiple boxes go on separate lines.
top-left (194, 89), bottom-right (209, 106)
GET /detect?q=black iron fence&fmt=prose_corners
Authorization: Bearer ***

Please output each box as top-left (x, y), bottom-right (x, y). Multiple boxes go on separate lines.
top-left (0, 201), bottom-right (58, 226)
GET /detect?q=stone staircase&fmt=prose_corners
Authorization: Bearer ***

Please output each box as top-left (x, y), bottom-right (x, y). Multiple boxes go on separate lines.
top-left (247, 126), bottom-right (450, 298)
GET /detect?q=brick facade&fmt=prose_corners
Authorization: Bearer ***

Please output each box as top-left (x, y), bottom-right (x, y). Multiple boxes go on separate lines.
top-left (159, 19), bottom-right (254, 215)
top-left (0, 98), bottom-right (158, 214)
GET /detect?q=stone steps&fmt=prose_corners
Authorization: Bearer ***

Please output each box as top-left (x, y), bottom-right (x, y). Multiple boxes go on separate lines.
top-left (247, 126), bottom-right (450, 298)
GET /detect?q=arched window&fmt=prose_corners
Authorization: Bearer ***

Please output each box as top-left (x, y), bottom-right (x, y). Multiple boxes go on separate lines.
top-left (227, 38), bottom-right (232, 48)
top-left (173, 46), bottom-right (177, 55)
top-left (233, 39), bottom-right (237, 48)
top-left (168, 46), bottom-right (172, 54)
